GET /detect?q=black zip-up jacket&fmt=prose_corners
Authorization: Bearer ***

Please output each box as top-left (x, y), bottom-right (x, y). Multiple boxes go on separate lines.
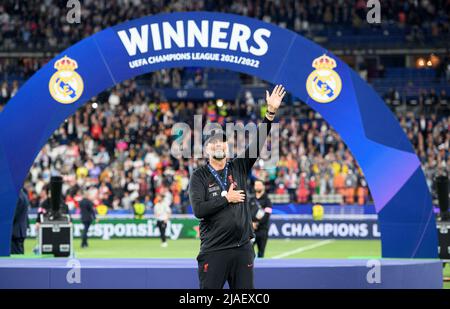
top-left (189, 117), bottom-right (272, 253)
top-left (80, 198), bottom-right (96, 223)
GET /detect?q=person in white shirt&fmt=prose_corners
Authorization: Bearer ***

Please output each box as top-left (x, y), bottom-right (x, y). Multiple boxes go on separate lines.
top-left (154, 186), bottom-right (172, 247)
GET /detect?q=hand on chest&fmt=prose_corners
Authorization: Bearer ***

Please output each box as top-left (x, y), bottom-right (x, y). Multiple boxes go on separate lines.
top-left (207, 172), bottom-right (241, 198)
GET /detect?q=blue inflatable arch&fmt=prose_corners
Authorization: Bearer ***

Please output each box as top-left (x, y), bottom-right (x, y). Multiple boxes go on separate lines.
top-left (0, 12), bottom-right (438, 257)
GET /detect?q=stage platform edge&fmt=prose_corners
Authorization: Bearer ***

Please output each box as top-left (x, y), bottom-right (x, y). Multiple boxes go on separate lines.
top-left (0, 258), bottom-right (442, 289)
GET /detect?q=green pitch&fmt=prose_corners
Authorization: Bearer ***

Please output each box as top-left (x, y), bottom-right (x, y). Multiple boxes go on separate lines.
top-left (23, 238), bottom-right (381, 259)
top-left (18, 238), bottom-right (449, 288)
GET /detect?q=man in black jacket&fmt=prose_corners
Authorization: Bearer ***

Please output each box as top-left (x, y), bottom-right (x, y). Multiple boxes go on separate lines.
top-left (189, 85), bottom-right (285, 289)
top-left (79, 190), bottom-right (96, 248)
top-left (250, 179), bottom-right (272, 258)
top-left (11, 188), bottom-right (30, 254)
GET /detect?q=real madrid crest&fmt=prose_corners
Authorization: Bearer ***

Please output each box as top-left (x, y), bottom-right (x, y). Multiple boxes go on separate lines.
top-left (49, 56), bottom-right (84, 104)
top-left (306, 54), bottom-right (342, 103)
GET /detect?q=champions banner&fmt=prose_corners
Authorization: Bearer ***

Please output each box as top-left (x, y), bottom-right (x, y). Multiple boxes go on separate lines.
top-left (27, 218), bottom-right (199, 240)
top-left (268, 219), bottom-right (380, 239)
top-left (27, 217), bottom-right (380, 240)
top-left (0, 12), bottom-right (436, 257)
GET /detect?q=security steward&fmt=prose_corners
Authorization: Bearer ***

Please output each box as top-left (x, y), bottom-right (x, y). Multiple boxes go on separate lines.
top-left (79, 190), bottom-right (96, 248)
top-left (250, 179), bottom-right (272, 258)
top-left (189, 85), bottom-right (285, 289)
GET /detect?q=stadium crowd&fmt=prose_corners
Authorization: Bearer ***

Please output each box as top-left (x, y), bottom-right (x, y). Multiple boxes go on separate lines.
top-left (14, 79), bottom-right (448, 213)
top-left (0, 0), bottom-right (448, 51)
top-left (0, 0), bottom-right (448, 213)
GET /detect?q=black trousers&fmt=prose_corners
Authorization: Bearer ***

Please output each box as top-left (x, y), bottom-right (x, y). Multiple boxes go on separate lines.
top-left (11, 237), bottom-right (24, 254)
top-left (254, 229), bottom-right (268, 258)
top-left (156, 220), bottom-right (167, 243)
top-left (82, 221), bottom-right (91, 247)
top-left (197, 242), bottom-right (255, 289)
